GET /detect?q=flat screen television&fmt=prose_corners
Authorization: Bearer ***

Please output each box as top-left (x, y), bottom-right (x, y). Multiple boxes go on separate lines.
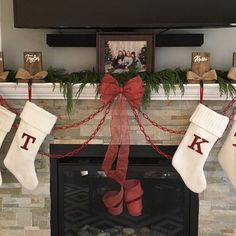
top-left (13, 0), bottom-right (236, 29)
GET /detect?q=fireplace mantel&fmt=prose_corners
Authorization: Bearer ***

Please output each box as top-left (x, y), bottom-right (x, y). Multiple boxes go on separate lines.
top-left (0, 83), bottom-right (235, 100)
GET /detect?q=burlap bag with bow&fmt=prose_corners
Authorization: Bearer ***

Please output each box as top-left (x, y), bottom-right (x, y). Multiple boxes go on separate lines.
top-left (228, 67), bottom-right (236, 82)
top-left (15, 68), bottom-right (48, 83)
top-left (187, 69), bottom-right (217, 84)
top-left (0, 71), bottom-right (9, 82)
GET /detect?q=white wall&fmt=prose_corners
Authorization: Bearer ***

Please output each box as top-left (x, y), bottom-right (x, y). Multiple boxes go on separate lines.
top-left (1, 0), bottom-right (236, 72)
top-left (0, 0), bottom-right (2, 51)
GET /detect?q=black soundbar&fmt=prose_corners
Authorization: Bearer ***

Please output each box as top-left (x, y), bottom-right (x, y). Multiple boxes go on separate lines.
top-left (156, 34), bottom-right (204, 47)
top-left (46, 33), bottom-right (204, 47)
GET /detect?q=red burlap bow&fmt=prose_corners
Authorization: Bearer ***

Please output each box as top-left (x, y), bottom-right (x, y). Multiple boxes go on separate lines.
top-left (100, 74), bottom-right (144, 107)
top-left (99, 74), bottom-right (144, 216)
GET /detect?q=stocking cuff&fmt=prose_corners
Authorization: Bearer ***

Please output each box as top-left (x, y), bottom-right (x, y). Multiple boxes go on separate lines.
top-left (20, 101), bottom-right (57, 134)
top-left (190, 104), bottom-right (229, 138)
top-left (0, 106), bottom-right (16, 132)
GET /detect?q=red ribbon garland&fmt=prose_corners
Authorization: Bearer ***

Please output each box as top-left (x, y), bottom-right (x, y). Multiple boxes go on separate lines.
top-left (99, 74), bottom-right (144, 216)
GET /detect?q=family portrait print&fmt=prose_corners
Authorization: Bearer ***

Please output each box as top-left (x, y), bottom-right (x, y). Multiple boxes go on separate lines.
top-left (97, 33), bottom-right (154, 73)
top-left (105, 41), bottom-right (147, 73)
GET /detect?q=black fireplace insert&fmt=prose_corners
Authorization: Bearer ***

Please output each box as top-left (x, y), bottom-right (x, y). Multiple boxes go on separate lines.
top-left (50, 144), bottom-right (198, 236)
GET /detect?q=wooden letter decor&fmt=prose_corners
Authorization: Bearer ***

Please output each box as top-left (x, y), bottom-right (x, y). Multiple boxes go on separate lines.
top-left (24, 52), bottom-right (43, 75)
top-left (191, 52), bottom-right (210, 76)
top-left (233, 52), bottom-right (236, 67)
top-left (187, 52), bottom-right (217, 84)
top-left (0, 52), bottom-right (9, 82)
top-left (16, 52), bottom-right (48, 82)
top-left (227, 52), bottom-right (236, 81)
top-left (0, 52), bottom-right (4, 73)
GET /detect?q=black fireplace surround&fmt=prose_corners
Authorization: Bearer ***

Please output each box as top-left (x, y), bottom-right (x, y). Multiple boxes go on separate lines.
top-left (50, 144), bottom-right (198, 236)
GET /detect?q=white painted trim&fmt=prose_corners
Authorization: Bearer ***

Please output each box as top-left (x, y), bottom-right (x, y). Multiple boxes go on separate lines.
top-left (0, 83), bottom-right (234, 100)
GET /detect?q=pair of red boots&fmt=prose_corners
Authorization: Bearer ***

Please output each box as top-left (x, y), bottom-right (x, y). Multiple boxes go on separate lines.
top-left (102, 179), bottom-right (144, 216)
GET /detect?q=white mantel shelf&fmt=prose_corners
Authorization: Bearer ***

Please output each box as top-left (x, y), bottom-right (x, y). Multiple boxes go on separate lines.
top-left (0, 83), bottom-right (235, 100)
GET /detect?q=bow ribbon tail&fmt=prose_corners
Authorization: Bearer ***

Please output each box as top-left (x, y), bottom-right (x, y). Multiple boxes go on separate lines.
top-left (102, 95), bottom-right (130, 215)
top-left (116, 95), bottom-right (130, 182)
top-left (102, 95), bottom-right (129, 183)
top-left (100, 75), bottom-right (144, 216)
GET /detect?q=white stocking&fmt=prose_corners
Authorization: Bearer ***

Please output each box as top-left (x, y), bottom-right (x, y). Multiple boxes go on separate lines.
top-left (218, 117), bottom-right (236, 188)
top-left (0, 106), bottom-right (16, 186)
top-left (4, 101), bottom-right (57, 190)
top-left (172, 104), bottom-right (228, 193)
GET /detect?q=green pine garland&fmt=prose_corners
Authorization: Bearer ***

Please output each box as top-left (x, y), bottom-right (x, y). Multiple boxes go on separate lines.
top-left (217, 70), bottom-right (236, 98)
top-left (46, 68), bottom-right (189, 113)
top-left (5, 68), bottom-right (236, 113)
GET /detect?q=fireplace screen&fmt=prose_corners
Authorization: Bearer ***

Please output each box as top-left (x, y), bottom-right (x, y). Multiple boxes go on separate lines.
top-left (50, 145), bottom-right (198, 236)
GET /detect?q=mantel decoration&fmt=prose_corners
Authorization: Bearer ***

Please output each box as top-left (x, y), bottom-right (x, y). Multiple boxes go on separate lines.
top-left (1, 76), bottom-right (236, 216)
top-left (227, 52), bottom-right (236, 81)
top-left (97, 32), bottom-right (155, 73)
top-left (187, 52), bottom-right (217, 83)
top-left (3, 67), bottom-right (236, 113)
top-left (0, 71), bottom-right (236, 216)
top-left (0, 50), bottom-right (232, 112)
top-left (1, 50), bottom-right (236, 216)
top-left (15, 52), bottom-right (48, 82)
top-left (0, 52), bottom-right (9, 81)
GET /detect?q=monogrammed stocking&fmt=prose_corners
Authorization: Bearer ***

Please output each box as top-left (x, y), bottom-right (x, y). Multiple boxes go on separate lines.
top-left (172, 104), bottom-right (229, 193)
top-left (0, 106), bottom-right (16, 186)
top-left (4, 101), bottom-right (57, 190)
top-left (218, 117), bottom-right (236, 188)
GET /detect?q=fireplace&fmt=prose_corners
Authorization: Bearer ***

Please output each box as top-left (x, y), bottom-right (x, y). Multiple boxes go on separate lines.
top-left (50, 144), bottom-right (198, 236)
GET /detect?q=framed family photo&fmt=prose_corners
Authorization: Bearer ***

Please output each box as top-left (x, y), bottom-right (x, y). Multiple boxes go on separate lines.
top-left (97, 32), bottom-right (155, 73)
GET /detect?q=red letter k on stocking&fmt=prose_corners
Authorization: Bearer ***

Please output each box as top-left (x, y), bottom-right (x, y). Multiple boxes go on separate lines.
top-left (188, 134), bottom-right (209, 155)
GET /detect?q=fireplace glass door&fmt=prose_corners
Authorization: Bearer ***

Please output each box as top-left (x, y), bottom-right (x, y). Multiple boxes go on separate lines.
top-left (50, 145), bottom-right (198, 236)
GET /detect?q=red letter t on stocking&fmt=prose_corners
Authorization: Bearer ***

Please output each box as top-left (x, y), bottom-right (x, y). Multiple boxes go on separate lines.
top-left (20, 132), bottom-right (36, 151)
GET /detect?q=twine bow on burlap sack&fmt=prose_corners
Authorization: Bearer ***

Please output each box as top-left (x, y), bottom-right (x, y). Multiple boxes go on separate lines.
top-left (15, 68), bottom-right (48, 81)
top-left (99, 74), bottom-right (144, 216)
top-left (187, 69), bottom-right (217, 83)
top-left (0, 71), bottom-right (9, 81)
top-left (228, 67), bottom-right (236, 81)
